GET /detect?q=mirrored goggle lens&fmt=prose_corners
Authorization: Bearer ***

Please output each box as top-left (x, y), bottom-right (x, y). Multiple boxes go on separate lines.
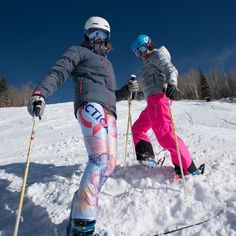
top-left (134, 45), bottom-right (148, 57)
top-left (87, 29), bottom-right (109, 41)
top-left (134, 48), bottom-right (141, 57)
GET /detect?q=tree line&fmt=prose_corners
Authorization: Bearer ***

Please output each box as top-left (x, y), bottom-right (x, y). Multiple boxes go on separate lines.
top-left (0, 77), bottom-right (34, 107)
top-left (1, 68), bottom-right (236, 107)
top-left (177, 68), bottom-right (236, 101)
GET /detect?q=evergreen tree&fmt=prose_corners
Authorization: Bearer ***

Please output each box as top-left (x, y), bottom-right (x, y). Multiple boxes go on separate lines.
top-left (199, 69), bottom-right (211, 101)
top-left (0, 78), bottom-right (8, 94)
top-left (0, 77), bottom-right (9, 106)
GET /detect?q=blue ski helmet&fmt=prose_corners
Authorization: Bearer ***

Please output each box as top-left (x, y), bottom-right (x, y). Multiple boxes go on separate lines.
top-left (131, 34), bottom-right (153, 52)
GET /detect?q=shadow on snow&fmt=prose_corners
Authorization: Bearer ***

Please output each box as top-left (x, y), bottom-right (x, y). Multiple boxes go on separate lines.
top-left (0, 162), bottom-right (83, 236)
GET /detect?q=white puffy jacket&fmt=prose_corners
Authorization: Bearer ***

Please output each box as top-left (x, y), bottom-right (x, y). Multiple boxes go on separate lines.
top-left (140, 46), bottom-right (178, 99)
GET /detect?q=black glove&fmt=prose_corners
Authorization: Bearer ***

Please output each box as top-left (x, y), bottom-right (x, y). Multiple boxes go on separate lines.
top-left (27, 95), bottom-right (45, 118)
top-left (127, 74), bottom-right (139, 93)
top-left (165, 84), bottom-right (177, 100)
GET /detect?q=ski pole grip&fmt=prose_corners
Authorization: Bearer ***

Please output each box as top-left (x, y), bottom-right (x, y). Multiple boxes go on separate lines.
top-left (34, 101), bottom-right (42, 117)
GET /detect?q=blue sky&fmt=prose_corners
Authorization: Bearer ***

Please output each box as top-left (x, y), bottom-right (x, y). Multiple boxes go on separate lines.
top-left (1, 0), bottom-right (236, 103)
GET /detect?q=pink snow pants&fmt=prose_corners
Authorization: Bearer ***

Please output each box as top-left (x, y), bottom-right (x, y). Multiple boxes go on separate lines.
top-left (132, 93), bottom-right (192, 171)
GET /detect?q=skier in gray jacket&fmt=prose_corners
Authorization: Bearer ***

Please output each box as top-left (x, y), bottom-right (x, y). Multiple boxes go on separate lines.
top-left (27, 16), bottom-right (137, 236)
top-left (130, 34), bottom-right (200, 178)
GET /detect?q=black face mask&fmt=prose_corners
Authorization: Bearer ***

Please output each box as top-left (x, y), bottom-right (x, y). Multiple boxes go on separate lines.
top-left (92, 42), bottom-right (109, 56)
top-left (82, 37), bottom-right (110, 57)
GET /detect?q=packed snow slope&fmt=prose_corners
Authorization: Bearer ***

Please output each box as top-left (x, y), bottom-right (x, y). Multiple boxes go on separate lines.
top-left (0, 99), bottom-right (236, 236)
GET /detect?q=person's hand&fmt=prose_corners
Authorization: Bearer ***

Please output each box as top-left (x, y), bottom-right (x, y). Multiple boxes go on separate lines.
top-left (127, 75), bottom-right (139, 92)
top-left (164, 84), bottom-right (177, 100)
top-left (27, 95), bottom-right (45, 118)
top-left (165, 84), bottom-right (177, 99)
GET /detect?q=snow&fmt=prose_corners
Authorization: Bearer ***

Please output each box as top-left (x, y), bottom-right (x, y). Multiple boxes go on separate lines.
top-left (0, 99), bottom-right (236, 236)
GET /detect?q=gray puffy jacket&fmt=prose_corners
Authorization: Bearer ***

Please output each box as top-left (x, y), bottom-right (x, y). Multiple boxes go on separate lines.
top-left (140, 46), bottom-right (178, 99)
top-left (33, 44), bottom-right (128, 117)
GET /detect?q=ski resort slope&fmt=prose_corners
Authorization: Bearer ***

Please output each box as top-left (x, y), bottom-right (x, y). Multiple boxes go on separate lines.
top-left (0, 99), bottom-right (236, 236)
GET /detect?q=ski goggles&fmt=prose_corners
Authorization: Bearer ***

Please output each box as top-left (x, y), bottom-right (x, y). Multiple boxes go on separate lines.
top-left (86, 28), bottom-right (109, 42)
top-left (134, 45), bottom-right (148, 57)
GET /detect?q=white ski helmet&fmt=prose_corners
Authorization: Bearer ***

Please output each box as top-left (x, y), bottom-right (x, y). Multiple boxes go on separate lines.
top-left (84, 16), bottom-right (110, 36)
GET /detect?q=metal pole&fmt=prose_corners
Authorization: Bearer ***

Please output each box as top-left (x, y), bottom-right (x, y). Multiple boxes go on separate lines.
top-left (124, 92), bottom-right (133, 173)
top-left (13, 117), bottom-right (37, 236)
top-left (167, 98), bottom-right (187, 196)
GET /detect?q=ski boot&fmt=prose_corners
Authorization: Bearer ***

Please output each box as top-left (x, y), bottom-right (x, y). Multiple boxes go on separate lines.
top-left (134, 140), bottom-right (159, 167)
top-left (189, 163), bottom-right (205, 176)
top-left (67, 219), bottom-right (96, 236)
top-left (139, 157), bottom-right (158, 168)
top-left (139, 156), bottom-right (166, 168)
top-left (173, 162), bottom-right (205, 181)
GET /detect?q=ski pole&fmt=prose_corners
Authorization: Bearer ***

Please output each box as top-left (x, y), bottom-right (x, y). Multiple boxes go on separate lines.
top-left (163, 84), bottom-right (187, 196)
top-left (124, 92), bottom-right (133, 173)
top-left (13, 117), bottom-right (37, 236)
top-left (166, 97), bottom-right (187, 196)
top-left (128, 98), bottom-right (136, 160)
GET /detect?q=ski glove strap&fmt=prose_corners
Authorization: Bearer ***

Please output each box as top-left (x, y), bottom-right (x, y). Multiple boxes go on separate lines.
top-left (27, 95), bottom-right (45, 119)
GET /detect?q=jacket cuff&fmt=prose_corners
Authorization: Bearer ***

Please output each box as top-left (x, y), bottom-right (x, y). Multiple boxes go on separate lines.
top-left (33, 90), bottom-right (43, 95)
top-left (33, 90), bottom-right (46, 99)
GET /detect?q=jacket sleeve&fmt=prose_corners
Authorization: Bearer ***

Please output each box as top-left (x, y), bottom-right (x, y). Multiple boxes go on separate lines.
top-left (33, 46), bottom-right (80, 100)
top-left (116, 85), bottom-right (129, 101)
top-left (116, 84), bottom-right (144, 101)
top-left (152, 46), bottom-right (178, 88)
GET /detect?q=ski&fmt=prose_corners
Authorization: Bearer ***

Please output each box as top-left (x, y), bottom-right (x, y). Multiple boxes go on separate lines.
top-left (153, 208), bottom-right (223, 235)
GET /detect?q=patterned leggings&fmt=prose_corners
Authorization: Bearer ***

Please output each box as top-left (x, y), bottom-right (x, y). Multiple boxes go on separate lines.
top-left (71, 102), bottom-right (117, 220)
